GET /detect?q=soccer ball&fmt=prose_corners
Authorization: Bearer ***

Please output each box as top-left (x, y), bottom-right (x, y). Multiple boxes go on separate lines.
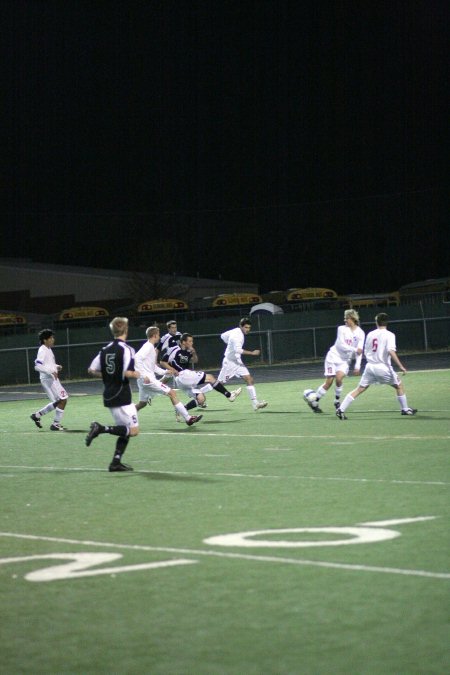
top-left (303, 388), bottom-right (317, 403)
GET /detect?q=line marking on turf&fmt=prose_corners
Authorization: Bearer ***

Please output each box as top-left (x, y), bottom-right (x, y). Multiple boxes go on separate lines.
top-left (0, 531), bottom-right (448, 580)
top-left (139, 432), bottom-right (450, 441)
top-left (7, 434), bottom-right (450, 445)
top-left (0, 464), bottom-right (448, 486)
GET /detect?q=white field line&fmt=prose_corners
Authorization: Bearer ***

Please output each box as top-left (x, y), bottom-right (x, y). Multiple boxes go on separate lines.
top-left (4, 427), bottom-right (450, 445)
top-left (7, 430), bottom-right (449, 441)
top-left (0, 392), bottom-right (87, 397)
top-left (140, 432), bottom-right (450, 441)
top-left (0, 531), bottom-right (448, 580)
top-left (0, 464), bottom-right (448, 486)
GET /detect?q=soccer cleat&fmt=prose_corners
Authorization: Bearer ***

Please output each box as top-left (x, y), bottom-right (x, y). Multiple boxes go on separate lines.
top-left (303, 396), bottom-right (322, 413)
top-left (108, 462), bottom-right (134, 472)
top-left (186, 415), bottom-right (203, 426)
top-left (253, 400), bottom-right (268, 410)
top-left (31, 413), bottom-right (42, 429)
top-left (401, 408), bottom-right (418, 416)
top-left (85, 421), bottom-right (102, 446)
top-left (197, 401), bottom-right (208, 409)
top-left (304, 400), bottom-right (322, 413)
top-left (50, 422), bottom-right (64, 431)
top-left (335, 408), bottom-right (347, 420)
top-left (229, 387), bottom-right (242, 402)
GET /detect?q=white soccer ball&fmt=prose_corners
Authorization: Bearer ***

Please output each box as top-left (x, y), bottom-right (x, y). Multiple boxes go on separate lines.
top-left (303, 388), bottom-right (317, 403)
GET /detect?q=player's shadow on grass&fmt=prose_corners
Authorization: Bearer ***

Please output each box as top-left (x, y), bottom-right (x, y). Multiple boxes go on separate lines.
top-left (62, 429), bottom-right (89, 434)
top-left (139, 471), bottom-right (216, 483)
top-left (202, 418), bottom-right (247, 425)
top-left (261, 410), bottom-right (300, 415)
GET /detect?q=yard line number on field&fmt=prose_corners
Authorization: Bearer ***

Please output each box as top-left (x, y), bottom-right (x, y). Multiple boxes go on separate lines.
top-left (1, 517), bottom-right (449, 582)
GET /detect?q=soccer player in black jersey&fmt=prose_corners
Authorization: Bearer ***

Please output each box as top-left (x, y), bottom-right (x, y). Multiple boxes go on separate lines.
top-left (85, 317), bottom-right (141, 472)
top-left (162, 333), bottom-right (241, 414)
top-left (157, 320), bottom-right (183, 362)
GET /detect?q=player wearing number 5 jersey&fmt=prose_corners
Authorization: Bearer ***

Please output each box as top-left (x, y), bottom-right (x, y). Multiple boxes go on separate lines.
top-left (85, 317), bottom-right (142, 471)
top-left (336, 313), bottom-right (417, 419)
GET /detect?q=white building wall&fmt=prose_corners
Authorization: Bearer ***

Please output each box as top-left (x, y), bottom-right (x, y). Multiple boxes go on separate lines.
top-left (0, 259), bottom-right (258, 303)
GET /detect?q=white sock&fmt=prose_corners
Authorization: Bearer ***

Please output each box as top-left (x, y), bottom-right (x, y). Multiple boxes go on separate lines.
top-left (54, 408), bottom-right (64, 423)
top-left (397, 394), bottom-right (408, 410)
top-left (316, 385), bottom-right (327, 400)
top-left (200, 383), bottom-right (213, 394)
top-left (247, 385), bottom-right (257, 405)
top-left (340, 394), bottom-right (354, 413)
top-left (38, 402), bottom-right (55, 416)
top-left (175, 402), bottom-right (191, 421)
top-left (335, 386), bottom-right (343, 399)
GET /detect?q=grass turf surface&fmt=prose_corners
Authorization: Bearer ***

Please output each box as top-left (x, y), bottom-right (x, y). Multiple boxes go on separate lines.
top-left (1, 369), bottom-right (449, 674)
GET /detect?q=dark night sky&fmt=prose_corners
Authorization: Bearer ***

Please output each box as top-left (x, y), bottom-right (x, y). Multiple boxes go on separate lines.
top-left (2, 0), bottom-right (448, 294)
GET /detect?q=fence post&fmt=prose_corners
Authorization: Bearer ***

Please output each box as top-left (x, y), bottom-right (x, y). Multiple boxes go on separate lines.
top-left (312, 327), bottom-right (317, 359)
top-left (266, 330), bottom-right (273, 365)
top-left (66, 327), bottom-right (71, 379)
top-left (419, 301), bottom-right (428, 351)
top-left (26, 348), bottom-right (31, 385)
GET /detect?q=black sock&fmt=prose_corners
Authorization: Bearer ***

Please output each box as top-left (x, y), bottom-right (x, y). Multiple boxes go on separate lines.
top-left (213, 381), bottom-right (230, 397)
top-left (112, 436), bottom-right (129, 464)
top-left (186, 399), bottom-right (198, 410)
top-left (104, 425), bottom-right (128, 437)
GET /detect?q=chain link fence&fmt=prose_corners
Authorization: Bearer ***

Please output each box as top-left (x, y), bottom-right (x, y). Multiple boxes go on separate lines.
top-left (0, 315), bottom-right (448, 386)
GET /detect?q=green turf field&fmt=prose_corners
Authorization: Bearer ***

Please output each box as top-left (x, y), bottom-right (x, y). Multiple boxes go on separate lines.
top-left (1, 369), bottom-right (449, 674)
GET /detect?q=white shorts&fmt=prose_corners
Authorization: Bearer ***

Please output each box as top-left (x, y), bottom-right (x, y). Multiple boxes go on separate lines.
top-left (109, 403), bottom-right (139, 429)
top-left (218, 358), bottom-right (250, 383)
top-left (175, 370), bottom-right (206, 398)
top-left (40, 377), bottom-right (69, 402)
top-left (137, 378), bottom-right (171, 402)
top-left (359, 363), bottom-right (401, 388)
top-left (323, 355), bottom-right (349, 378)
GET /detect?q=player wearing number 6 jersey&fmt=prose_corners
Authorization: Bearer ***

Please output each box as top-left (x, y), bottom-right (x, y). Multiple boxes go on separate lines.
top-left (336, 313), bottom-right (417, 419)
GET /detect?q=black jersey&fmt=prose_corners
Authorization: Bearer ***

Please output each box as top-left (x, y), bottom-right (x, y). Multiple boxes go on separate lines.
top-left (99, 339), bottom-right (135, 407)
top-left (166, 346), bottom-right (193, 373)
top-left (158, 331), bottom-right (182, 360)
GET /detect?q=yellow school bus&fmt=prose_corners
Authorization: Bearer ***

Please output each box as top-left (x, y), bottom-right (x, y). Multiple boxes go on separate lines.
top-left (0, 312), bottom-right (27, 326)
top-left (399, 278), bottom-right (450, 298)
top-left (211, 293), bottom-right (262, 307)
top-left (286, 287), bottom-right (338, 302)
top-left (137, 299), bottom-right (188, 313)
top-left (345, 292), bottom-right (400, 308)
top-left (59, 307), bottom-right (109, 320)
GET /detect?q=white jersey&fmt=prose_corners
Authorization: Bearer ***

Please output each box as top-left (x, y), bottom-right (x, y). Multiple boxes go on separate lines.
top-left (364, 328), bottom-right (396, 366)
top-left (35, 345), bottom-right (58, 382)
top-left (221, 327), bottom-right (245, 365)
top-left (328, 325), bottom-right (365, 363)
top-left (134, 341), bottom-right (167, 383)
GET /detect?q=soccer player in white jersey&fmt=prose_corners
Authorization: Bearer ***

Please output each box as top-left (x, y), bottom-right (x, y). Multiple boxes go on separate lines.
top-left (304, 309), bottom-right (365, 413)
top-left (30, 329), bottom-right (69, 431)
top-left (336, 312), bottom-right (417, 419)
top-left (217, 317), bottom-right (267, 411)
top-left (134, 326), bottom-right (202, 426)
